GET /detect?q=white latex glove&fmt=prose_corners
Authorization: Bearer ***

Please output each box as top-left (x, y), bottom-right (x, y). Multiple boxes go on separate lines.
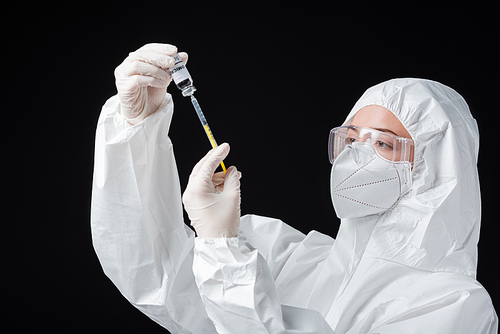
top-left (183, 143), bottom-right (241, 238)
top-left (114, 43), bottom-right (188, 125)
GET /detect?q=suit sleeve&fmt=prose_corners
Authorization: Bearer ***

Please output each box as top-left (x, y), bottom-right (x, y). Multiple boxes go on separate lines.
top-left (193, 234), bottom-right (335, 333)
top-left (91, 94), bottom-right (216, 333)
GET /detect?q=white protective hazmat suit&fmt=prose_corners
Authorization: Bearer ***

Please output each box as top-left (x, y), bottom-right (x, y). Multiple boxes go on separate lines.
top-left (91, 78), bottom-right (498, 333)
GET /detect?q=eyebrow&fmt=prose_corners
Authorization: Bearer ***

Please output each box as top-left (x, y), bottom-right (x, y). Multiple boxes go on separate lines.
top-left (350, 125), bottom-right (399, 137)
top-left (371, 127), bottom-right (399, 137)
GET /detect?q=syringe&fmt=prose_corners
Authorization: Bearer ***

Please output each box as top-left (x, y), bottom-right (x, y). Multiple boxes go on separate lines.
top-left (190, 95), bottom-right (227, 173)
top-left (169, 53), bottom-right (226, 173)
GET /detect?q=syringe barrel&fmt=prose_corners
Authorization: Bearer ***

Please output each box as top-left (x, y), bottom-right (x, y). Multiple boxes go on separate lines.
top-left (190, 96), bottom-right (208, 126)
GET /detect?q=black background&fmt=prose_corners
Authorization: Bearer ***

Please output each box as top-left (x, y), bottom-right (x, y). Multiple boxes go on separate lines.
top-left (7, 1), bottom-right (498, 332)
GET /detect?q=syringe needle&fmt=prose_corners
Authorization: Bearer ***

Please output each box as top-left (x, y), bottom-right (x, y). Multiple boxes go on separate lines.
top-left (190, 95), bottom-right (227, 173)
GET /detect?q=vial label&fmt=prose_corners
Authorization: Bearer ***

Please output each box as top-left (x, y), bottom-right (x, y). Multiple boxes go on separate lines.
top-left (169, 54), bottom-right (191, 84)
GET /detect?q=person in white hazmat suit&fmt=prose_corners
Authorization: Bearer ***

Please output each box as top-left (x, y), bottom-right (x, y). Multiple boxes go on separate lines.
top-left (91, 43), bottom-right (498, 333)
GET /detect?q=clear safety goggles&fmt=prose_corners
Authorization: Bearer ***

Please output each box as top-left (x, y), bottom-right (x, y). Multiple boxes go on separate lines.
top-left (328, 126), bottom-right (414, 165)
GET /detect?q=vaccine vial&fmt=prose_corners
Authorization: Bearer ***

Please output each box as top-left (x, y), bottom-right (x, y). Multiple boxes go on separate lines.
top-left (169, 53), bottom-right (197, 97)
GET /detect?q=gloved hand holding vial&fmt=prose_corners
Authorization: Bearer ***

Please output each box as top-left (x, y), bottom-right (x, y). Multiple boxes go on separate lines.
top-left (116, 44), bottom-right (226, 171)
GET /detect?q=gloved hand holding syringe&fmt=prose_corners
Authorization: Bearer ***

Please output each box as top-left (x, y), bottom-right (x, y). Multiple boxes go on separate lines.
top-left (169, 53), bottom-right (227, 173)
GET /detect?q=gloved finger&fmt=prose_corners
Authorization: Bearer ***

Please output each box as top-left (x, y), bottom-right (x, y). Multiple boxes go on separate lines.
top-left (222, 166), bottom-right (241, 194)
top-left (189, 147), bottom-right (217, 179)
top-left (126, 49), bottom-right (176, 69)
top-left (213, 167), bottom-right (242, 194)
top-left (138, 44), bottom-right (188, 65)
top-left (212, 171), bottom-right (226, 187)
top-left (138, 43), bottom-right (178, 55)
top-left (121, 75), bottom-right (168, 90)
top-left (197, 143), bottom-right (230, 180)
top-left (212, 169), bottom-right (242, 185)
top-left (119, 61), bottom-right (171, 82)
top-left (178, 52), bottom-right (188, 65)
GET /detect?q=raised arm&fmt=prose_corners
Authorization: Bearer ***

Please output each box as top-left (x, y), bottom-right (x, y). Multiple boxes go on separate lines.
top-left (91, 43), bottom-right (215, 333)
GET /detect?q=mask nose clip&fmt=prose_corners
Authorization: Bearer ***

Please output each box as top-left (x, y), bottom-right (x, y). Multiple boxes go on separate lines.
top-left (346, 144), bottom-right (358, 163)
top-left (348, 142), bottom-right (377, 166)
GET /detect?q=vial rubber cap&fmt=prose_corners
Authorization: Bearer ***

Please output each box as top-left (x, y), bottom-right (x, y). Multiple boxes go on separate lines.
top-left (181, 86), bottom-right (197, 97)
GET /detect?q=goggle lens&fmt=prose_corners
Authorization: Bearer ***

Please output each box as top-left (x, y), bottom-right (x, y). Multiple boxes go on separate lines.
top-left (329, 126), bottom-right (414, 165)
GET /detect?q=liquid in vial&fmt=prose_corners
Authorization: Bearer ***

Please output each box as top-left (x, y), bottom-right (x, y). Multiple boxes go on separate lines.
top-left (169, 53), bottom-right (197, 97)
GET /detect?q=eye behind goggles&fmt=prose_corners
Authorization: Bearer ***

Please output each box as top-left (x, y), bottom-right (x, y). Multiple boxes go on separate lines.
top-left (328, 126), bottom-right (414, 165)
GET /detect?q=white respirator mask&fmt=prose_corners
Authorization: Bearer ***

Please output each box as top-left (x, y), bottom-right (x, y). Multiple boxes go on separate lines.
top-left (328, 126), bottom-right (414, 219)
